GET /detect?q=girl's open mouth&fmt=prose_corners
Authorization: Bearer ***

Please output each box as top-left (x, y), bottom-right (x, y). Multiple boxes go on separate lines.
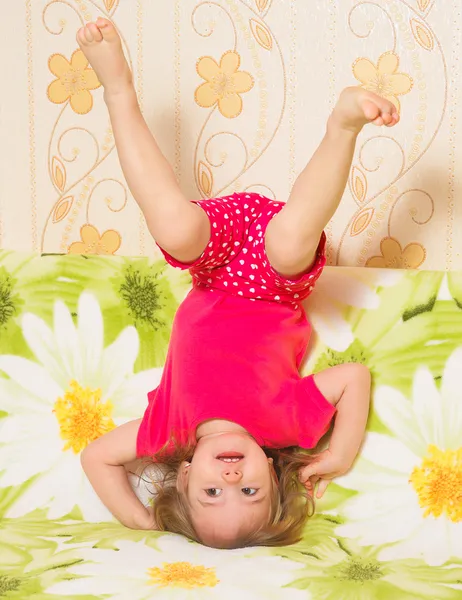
top-left (216, 452), bottom-right (244, 462)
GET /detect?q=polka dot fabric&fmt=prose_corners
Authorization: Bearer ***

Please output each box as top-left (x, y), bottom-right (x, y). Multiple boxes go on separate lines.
top-left (159, 193), bottom-right (326, 305)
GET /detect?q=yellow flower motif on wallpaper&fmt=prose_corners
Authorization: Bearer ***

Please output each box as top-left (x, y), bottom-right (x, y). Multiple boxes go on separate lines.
top-left (366, 237), bottom-right (426, 269)
top-left (353, 51), bottom-right (413, 113)
top-left (195, 51), bottom-right (254, 119)
top-left (68, 224), bottom-right (121, 255)
top-left (47, 49), bottom-right (101, 115)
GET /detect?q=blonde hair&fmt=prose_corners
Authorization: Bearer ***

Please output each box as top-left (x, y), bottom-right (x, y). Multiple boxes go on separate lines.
top-left (143, 440), bottom-right (315, 549)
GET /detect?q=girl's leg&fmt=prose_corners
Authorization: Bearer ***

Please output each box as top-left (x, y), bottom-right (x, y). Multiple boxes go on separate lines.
top-left (77, 20), bottom-right (210, 263)
top-left (265, 88), bottom-right (398, 277)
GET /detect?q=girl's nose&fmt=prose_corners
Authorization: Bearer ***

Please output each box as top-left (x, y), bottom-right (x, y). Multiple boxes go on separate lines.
top-left (221, 469), bottom-right (243, 483)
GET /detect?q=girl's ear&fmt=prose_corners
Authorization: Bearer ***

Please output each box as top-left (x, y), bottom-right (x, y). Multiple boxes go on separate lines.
top-left (176, 461), bottom-right (190, 492)
top-left (268, 457), bottom-right (274, 465)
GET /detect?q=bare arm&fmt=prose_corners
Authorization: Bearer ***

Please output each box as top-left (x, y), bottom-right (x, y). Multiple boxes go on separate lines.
top-left (315, 363), bottom-right (371, 466)
top-left (81, 419), bottom-right (156, 530)
top-left (300, 363), bottom-right (371, 497)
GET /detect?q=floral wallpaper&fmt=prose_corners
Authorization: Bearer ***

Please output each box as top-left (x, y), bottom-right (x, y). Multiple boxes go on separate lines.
top-left (1, 0), bottom-right (461, 269)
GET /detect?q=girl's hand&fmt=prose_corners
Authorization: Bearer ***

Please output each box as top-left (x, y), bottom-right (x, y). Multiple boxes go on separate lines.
top-left (299, 449), bottom-right (351, 499)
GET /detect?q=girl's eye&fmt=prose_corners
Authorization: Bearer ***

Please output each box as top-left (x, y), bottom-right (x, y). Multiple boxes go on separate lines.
top-left (205, 488), bottom-right (223, 497)
top-left (242, 487), bottom-right (258, 496)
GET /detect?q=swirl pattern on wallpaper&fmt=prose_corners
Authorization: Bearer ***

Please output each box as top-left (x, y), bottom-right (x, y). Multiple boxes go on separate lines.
top-left (2, 0), bottom-right (459, 268)
top-left (192, 0), bottom-right (285, 200)
top-left (41, 0), bottom-right (130, 254)
top-left (337, 0), bottom-right (447, 268)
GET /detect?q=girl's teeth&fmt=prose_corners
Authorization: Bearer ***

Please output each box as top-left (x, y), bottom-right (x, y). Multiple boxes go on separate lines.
top-left (222, 458), bottom-right (240, 462)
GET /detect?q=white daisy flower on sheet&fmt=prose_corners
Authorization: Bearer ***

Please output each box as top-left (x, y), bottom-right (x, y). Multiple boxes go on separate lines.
top-left (0, 292), bottom-right (162, 521)
top-left (45, 535), bottom-right (308, 599)
top-left (334, 347), bottom-right (462, 566)
top-left (305, 267), bottom-right (402, 352)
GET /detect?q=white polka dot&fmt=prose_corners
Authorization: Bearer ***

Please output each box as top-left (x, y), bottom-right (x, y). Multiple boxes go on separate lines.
top-left (257, 296), bottom-right (261, 299)
top-left (261, 278), bottom-right (266, 283)
top-left (263, 261), bottom-right (267, 266)
top-left (252, 253), bottom-right (257, 258)
top-left (236, 209), bottom-right (241, 214)
top-left (256, 224), bottom-right (261, 230)
top-left (258, 231), bottom-right (263, 237)
top-left (230, 221), bottom-right (234, 226)
top-left (224, 214), bottom-right (229, 219)
top-left (234, 241), bottom-right (240, 246)
top-left (237, 271), bottom-right (242, 276)
top-left (242, 248), bottom-right (248, 254)
top-left (226, 267), bottom-right (231, 272)
top-left (224, 281), bottom-right (228, 286)
top-left (245, 216), bottom-right (250, 222)
top-left (245, 195), bottom-right (251, 198)
top-left (275, 295), bottom-right (280, 301)
top-left (208, 242), bottom-right (213, 248)
top-left (244, 204), bottom-right (249, 209)
top-left (267, 211), bottom-right (272, 216)
top-left (233, 202), bottom-right (238, 206)
top-left (238, 291), bottom-right (243, 296)
top-left (233, 281), bottom-right (238, 286)
top-left (207, 278), bottom-right (212, 283)
top-left (215, 232), bottom-right (219, 236)
top-left (239, 260), bottom-right (245, 265)
top-left (229, 272), bottom-right (234, 277)
top-left (262, 285), bottom-right (267, 290)
top-left (250, 288), bottom-right (255, 293)
top-left (213, 222), bottom-right (217, 228)
top-left (219, 253), bottom-right (225, 257)
top-left (249, 236), bottom-right (253, 242)
top-left (222, 243), bottom-right (228, 247)
top-left (294, 294), bottom-right (300, 299)
top-left (251, 264), bottom-right (258, 270)
top-left (249, 275), bottom-right (254, 280)
top-left (208, 251), bottom-right (213, 256)
top-left (231, 251), bottom-right (236, 256)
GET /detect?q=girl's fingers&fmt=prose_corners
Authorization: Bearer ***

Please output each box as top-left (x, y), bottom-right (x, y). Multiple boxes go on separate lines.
top-left (299, 465), bottom-right (317, 483)
top-left (305, 476), bottom-right (319, 497)
top-left (316, 479), bottom-right (330, 499)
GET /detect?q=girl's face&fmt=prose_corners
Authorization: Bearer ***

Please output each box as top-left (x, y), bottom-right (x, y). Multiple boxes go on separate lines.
top-left (180, 431), bottom-right (274, 547)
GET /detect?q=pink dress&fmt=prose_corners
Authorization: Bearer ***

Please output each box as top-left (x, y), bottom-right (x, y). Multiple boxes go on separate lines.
top-left (136, 193), bottom-right (336, 457)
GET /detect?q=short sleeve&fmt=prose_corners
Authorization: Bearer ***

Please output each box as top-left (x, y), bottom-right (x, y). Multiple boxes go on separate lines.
top-left (296, 375), bottom-right (336, 449)
top-left (157, 196), bottom-right (251, 272)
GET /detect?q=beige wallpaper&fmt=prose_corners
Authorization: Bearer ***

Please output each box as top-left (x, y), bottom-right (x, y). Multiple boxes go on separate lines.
top-left (1, 0), bottom-right (461, 270)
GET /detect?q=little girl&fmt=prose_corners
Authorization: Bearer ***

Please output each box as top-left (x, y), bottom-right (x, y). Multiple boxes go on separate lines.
top-left (78, 18), bottom-right (398, 549)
